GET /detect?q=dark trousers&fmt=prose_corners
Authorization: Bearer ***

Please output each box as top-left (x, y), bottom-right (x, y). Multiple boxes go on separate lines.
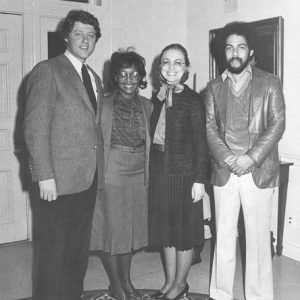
top-left (34, 172), bottom-right (97, 300)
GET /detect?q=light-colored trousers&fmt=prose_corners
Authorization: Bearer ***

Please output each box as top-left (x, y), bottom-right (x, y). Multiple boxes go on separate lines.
top-left (209, 173), bottom-right (274, 300)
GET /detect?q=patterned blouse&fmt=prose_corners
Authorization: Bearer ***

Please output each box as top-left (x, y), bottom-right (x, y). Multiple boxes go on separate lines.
top-left (111, 94), bottom-right (146, 147)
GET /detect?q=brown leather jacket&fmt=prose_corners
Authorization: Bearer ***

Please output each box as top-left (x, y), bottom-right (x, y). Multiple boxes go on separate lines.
top-left (205, 67), bottom-right (285, 188)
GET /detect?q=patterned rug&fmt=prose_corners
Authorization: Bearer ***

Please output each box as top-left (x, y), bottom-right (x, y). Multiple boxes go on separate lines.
top-left (18, 289), bottom-right (209, 300)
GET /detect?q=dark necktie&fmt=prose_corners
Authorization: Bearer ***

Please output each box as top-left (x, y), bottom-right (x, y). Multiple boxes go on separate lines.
top-left (81, 64), bottom-right (97, 114)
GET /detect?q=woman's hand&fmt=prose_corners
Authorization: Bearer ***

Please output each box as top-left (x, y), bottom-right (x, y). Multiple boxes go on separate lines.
top-left (191, 183), bottom-right (205, 203)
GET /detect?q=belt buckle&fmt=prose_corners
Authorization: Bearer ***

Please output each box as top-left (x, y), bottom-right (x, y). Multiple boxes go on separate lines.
top-left (131, 147), bottom-right (136, 153)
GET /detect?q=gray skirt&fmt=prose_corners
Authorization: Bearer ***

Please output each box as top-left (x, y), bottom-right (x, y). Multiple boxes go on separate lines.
top-left (90, 145), bottom-right (148, 255)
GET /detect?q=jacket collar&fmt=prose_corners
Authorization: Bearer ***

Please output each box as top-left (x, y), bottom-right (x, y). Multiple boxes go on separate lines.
top-left (58, 54), bottom-right (97, 118)
top-left (213, 66), bottom-right (264, 126)
top-left (221, 63), bottom-right (252, 82)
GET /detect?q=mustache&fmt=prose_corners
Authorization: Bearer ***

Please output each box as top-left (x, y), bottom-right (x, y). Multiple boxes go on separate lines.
top-left (229, 57), bottom-right (243, 64)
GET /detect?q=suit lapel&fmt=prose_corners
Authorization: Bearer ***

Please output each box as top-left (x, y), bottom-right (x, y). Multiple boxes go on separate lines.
top-left (212, 78), bottom-right (229, 127)
top-left (89, 67), bottom-right (103, 123)
top-left (60, 55), bottom-right (97, 117)
top-left (88, 65), bottom-right (104, 120)
top-left (249, 68), bottom-right (264, 123)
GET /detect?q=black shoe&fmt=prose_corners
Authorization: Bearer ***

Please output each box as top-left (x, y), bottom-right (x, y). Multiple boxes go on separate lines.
top-left (151, 291), bottom-right (166, 299)
top-left (108, 286), bottom-right (128, 300)
top-left (123, 288), bottom-right (143, 300)
top-left (165, 284), bottom-right (189, 300)
top-left (88, 293), bottom-right (107, 300)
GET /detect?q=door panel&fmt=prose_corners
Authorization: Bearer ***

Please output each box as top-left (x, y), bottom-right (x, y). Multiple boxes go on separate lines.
top-left (0, 13), bottom-right (28, 243)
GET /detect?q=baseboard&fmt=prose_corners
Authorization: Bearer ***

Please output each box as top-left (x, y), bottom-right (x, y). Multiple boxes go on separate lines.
top-left (282, 242), bottom-right (300, 261)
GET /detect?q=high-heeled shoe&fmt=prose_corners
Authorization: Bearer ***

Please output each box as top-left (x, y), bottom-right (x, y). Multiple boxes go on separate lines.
top-left (108, 286), bottom-right (128, 300)
top-left (164, 284), bottom-right (189, 300)
top-left (123, 287), bottom-right (143, 300)
top-left (151, 290), bottom-right (166, 299)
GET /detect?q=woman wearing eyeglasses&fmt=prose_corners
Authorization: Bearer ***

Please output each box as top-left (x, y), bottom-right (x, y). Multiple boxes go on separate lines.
top-left (90, 49), bottom-right (153, 300)
top-left (149, 44), bottom-right (210, 300)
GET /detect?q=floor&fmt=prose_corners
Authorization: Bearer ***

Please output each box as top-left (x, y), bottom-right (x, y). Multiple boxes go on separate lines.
top-left (0, 239), bottom-right (299, 300)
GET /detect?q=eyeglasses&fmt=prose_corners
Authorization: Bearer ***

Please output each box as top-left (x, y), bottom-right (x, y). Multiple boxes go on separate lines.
top-left (161, 60), bottom-right (185, 70)
top-left (117, 71), bottom-right (140, 81)
top-left (72, 31), bottom-right (96, 41)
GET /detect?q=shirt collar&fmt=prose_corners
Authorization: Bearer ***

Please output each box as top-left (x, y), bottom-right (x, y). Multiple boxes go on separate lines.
top-left (64, 49), bottom-right (85, 76)
top-left (221, 63), bottom-right (252, 82)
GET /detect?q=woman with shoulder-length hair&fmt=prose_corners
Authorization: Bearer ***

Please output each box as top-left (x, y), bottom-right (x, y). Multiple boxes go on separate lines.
top-left (90, 49), bottom-right (153, 300)
top-left (149, 43), bottom-right (210, 300)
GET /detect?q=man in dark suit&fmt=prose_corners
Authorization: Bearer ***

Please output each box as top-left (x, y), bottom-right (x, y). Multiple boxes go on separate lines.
top-left (24, 10), bottom-right (104, 300)
top-left (205, 22), bottom-right (285, 300)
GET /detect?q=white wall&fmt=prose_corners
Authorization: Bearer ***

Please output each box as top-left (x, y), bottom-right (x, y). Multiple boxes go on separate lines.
top-left (110, 0), bottom-right (188, 98)
top-left (186, 0), bottom-right (300, 261)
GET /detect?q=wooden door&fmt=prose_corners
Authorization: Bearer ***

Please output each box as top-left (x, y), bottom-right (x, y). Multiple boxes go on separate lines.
top-left (0, 13), bottom-right (29, 244)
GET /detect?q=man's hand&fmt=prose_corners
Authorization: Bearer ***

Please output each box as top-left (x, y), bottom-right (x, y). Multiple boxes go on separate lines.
top-left (228, 154), bottom-right (254, 176)
top-left (191, 183), bottom-right (205, 203)
top-left (39, 179), bottom-right (57, 201)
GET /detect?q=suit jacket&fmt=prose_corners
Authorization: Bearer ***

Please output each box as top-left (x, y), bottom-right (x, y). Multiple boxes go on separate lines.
top-left (205, 67), bottom-right (285, 188)
top-left (24, 54), bottom-right (104, 196)
top-left (101, 91), bottom-right (153, 184)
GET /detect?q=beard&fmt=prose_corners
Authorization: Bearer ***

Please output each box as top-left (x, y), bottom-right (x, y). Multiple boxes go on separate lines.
top-left (227, 56), bottom-right (251, 74)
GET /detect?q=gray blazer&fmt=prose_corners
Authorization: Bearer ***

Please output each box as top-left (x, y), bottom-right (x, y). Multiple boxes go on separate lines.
top-left (205, 67), bottom-right (285, 188)
top-left (24, 54), bottom-right (104, 196)
top-left (101, 92), bottom-right (153, 184)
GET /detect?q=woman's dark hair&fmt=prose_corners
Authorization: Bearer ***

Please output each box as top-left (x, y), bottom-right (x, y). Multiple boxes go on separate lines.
top-left (222, 21), bottom-right (257, 52)
top-left (111, 49), bottom-right (147, 89)
top-left (159, 43), bottom-right (190, 83)
top-left (61, 10), bottom-right (101, 42)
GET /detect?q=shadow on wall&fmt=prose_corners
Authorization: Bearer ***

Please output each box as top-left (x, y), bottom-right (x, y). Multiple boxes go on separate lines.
top-left (149, 55), bottom-right (161, 95)
top-left (13, 69), bottom-right (41, 298)
top-left (102, 59), bottom-right (114, 95)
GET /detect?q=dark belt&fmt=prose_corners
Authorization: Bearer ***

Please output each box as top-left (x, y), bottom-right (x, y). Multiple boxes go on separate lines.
top-left (110, 144), bottom-right (145, 153)
top-left (152, 143), bottom-right (165, 152)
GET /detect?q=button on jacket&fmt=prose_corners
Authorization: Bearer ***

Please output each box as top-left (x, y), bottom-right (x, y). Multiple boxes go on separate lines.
top-left (205, 67), bottom-right (286, 188)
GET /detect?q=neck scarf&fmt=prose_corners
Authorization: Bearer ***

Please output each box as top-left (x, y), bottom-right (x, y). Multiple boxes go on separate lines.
top-left (157, 78), bottom-right (184, 107)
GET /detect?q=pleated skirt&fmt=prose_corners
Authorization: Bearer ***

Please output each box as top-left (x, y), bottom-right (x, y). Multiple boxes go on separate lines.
top-left (148, 148), bottom-right (204, 251)
top-left (90, 145), bottom-right (148, 255)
